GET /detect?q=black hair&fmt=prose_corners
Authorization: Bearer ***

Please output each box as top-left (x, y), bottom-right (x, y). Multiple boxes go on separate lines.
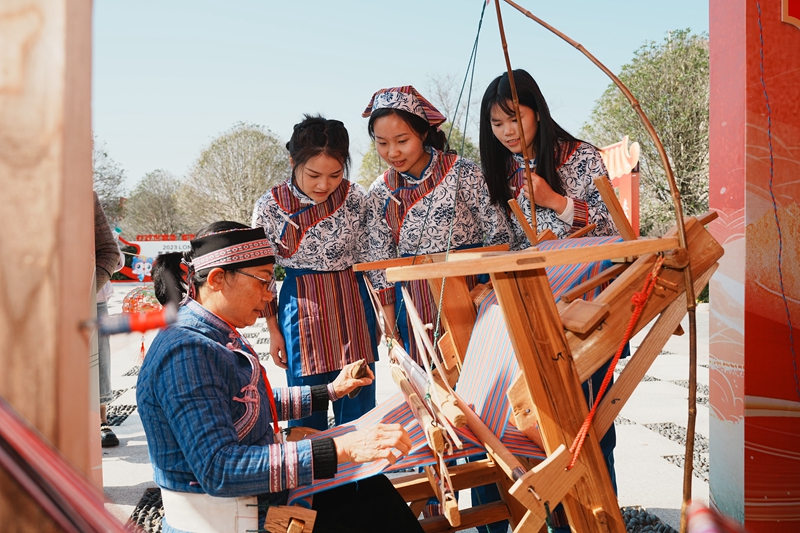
top-left (286, 114), bottom-right (351, 178)
top-left (152, 221), bottom-right (250, 306)
top-left (367, 108), bottom-right (449, 152)
top-left (479, 69), bottom-right (583, 206)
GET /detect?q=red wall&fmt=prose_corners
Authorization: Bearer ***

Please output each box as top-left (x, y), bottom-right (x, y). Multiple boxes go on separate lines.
top-left (709, 0), bottom-right (800, 529)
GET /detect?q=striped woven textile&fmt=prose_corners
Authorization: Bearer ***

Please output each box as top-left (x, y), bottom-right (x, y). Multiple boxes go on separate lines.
top-left (294, 268), bottom-right (375, 376)
top-left (288, 236), bottom-right (622, 506)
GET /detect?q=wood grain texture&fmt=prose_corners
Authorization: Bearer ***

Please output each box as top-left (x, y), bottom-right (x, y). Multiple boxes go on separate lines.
top-left (593, 176), bottom-right (638, 241)
top-left (491, 268), bottom-right (626, 533)
top-left (386, 238), bottom-right (679, 282)
top-left (0, 1), bottom-right (95, 530)
top-left (569, 218), bottom-right (723, 382)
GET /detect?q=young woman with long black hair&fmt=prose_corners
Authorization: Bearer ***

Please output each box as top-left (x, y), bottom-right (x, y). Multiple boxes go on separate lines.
top-left (480, 69), bottom-right (617, 249)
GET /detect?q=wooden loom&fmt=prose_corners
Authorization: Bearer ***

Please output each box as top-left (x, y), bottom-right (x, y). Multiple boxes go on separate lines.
top-left (364, 210), bottom-right (723, 533)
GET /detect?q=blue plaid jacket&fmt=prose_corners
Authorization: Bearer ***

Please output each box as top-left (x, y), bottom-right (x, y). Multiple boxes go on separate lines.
top-left (137, 300), bottom-right (314, 499)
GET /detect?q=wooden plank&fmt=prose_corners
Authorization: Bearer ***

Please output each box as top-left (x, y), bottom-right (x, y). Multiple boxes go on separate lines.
top-left (420, 501), bottom-right (511, 533)
top-left (428, 275), bottom-right (475, 370)
top-left (510, 445), bottom-right (588, 529)
top-left (507, 374), bottom-right (543, 449)
top-left (569, 218), bottom-right (723, 383)
top-left (491, 268), bottom-right (626, 533)
top-left (536, 228), bottom-right (558, 242)
top-left (264, 506), bottom-right (316, 533)
top-left (386, 238), bottom-right (679, 282)
top-left (0, 1), bottom-right (97, 530)
top-left (593, 176), bottom-right (637, 241)
top-left (560, 300), bottom-right (610, 335)
top-left (393, 459), bottom-right (504, 502)
top-left (509, 198), bottom-right (538, 246)
top-left (560, 263), bottom-right (630, 304)
top-left (593, 265), bottom-right (717, 437)
top-left (353, 244), bottom-right (509, 272)
top-left (695, 210), bottom-right (719, 226)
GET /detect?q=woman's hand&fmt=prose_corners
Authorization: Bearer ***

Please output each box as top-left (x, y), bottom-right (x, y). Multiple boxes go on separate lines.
top-left (333, 424), bottom-right (412, 465)
top-left (266, 317), bottom-right (288, 370)
top-left (331, 361), bottom-right (375, 399)
top-left (520, 173), bottom-right (568, 215)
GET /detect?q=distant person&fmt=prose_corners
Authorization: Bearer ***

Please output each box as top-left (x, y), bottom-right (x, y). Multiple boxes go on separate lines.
top-left (361, 85), bottom-right (511, 364)
top-left (479, 69), bottom-right (618, 249)
top-left (252, 115), bottom-right (377, 430)
top-left (139, 222), bottom-right (423, 533)
top-left (94, 191), bottom-right (123, 447)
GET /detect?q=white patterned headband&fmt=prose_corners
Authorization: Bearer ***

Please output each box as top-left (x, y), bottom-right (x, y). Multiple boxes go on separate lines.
top-left (362, 85), bottom-right (447, 128)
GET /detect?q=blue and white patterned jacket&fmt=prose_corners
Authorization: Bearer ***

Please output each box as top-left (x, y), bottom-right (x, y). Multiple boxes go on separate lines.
top-left (137, 300), bottom-right (315, 501)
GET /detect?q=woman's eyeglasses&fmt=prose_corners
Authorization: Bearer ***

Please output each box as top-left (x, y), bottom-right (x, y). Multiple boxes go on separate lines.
top-left (234, 270), bottom-right (273, 289)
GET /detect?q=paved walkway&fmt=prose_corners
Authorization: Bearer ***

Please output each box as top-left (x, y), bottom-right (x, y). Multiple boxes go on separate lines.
top-left (101, 282), bottom-right (710, 531)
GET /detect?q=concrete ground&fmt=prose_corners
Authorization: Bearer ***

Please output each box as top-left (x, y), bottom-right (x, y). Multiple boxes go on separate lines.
top-left (102, 282), bottom-right (709, 531)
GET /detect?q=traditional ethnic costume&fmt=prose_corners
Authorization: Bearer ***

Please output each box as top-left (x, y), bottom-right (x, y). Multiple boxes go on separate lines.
top-left (362, 86), bottom-right (512, 364)
top-left (137, 227), bottom-right (421, 533)
top-left (507, 142), bottom-right (617, 249)
top-left (252, 178), bottom-right (377, 430)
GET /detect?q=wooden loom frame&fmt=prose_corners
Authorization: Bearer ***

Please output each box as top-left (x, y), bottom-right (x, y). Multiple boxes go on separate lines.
top-left (362, 211), bottom-right (722, 533)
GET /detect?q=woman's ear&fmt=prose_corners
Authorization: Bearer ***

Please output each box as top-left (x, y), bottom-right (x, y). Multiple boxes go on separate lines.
top-left (289, 156), bottom-right (295, 167)
top-left (205, 268), bottom-right (228, 291)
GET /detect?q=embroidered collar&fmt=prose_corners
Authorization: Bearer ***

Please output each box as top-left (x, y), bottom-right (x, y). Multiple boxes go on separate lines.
top-left (288, 178), bottom-right (316, 205)
top-left (397, 147), bottom-right (435, 185)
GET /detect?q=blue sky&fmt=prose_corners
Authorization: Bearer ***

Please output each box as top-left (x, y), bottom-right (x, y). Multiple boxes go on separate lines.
top-left (93, 0), bottom-right (709, 190)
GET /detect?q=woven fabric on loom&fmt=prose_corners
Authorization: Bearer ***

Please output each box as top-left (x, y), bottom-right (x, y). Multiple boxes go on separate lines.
top-left (288, 236), bottom-right (622, 507)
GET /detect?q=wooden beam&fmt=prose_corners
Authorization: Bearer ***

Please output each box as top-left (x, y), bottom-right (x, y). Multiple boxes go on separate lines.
top-left (569, 218), bottom-right (723, 382)
top-left (593, 265), bottom-right (717, 437)
top-left (420, 501), bottom-right (511, 533)
top-left (491, 268), bottom-right (626, 532)
top-left (353, 244), bottom-right (510, 272)
top-left (508, 198), bottom-right (538, 246)
top-left (695, 210), bottom-right (719, 226)
top-left (386, 238), bottom-right (679, 281)
top-left (593, 176), bottom-right (637, 241)
top-left (0, 1), bottom-right (96, 530)
top-left (393, 458), bottom-right (504, 502)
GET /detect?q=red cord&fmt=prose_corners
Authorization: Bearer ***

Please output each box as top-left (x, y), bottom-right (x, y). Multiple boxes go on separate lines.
top-left (567, 256), bottom-right (665, 469)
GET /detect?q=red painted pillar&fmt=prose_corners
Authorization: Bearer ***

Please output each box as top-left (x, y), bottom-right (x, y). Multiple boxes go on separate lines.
top-left (709, 0), bottom-right (800, 530)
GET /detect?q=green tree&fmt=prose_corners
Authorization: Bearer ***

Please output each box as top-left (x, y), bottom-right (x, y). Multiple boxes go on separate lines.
top-left (122, 170), bottom-right (189, 236)
top-left (179, 122), bottom-right (289, 228)
top-left (581, 29), bottom-right (709, 236)
top-left (92, 138), bottom-right (126, 228)
top-left (356, 145), bottom-right (385, 190)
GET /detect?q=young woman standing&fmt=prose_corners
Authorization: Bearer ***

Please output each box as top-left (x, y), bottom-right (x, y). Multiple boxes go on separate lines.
top-left (362, 85), bottom-right (511, 364)
top-left (252, 115), bottom-right (376, 430)
top-left (480, 69), bottom-right (617, 249)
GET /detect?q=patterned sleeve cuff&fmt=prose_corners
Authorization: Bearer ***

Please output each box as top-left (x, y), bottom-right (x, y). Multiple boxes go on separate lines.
top-left (569, 198), bottom-right (589, 232)
top-left (310, 438), bottom-right (338, 479)
top-left (326, 382), bottom-right (340, 402)
top-left (377, 286), bottom-right (396, 306)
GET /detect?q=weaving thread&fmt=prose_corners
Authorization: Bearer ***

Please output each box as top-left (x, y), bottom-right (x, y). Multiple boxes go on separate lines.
top-left (757, 0), bottom-right (800, 401)
top-left (568, 256), bottom-right (665, 469)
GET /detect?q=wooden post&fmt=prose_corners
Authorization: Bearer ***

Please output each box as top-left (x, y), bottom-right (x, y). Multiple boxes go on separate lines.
top-left (491, 267), bottom-right (626, 532)
top-left (0, 0), bottom-right (97, 530)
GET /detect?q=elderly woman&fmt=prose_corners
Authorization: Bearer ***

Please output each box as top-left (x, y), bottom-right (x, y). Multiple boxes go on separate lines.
top-left (138, 221), bottom-right (422, 533)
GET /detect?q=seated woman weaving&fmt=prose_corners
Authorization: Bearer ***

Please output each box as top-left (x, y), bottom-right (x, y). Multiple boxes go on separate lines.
top-left (138, 221), bottom-right (423, 533)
